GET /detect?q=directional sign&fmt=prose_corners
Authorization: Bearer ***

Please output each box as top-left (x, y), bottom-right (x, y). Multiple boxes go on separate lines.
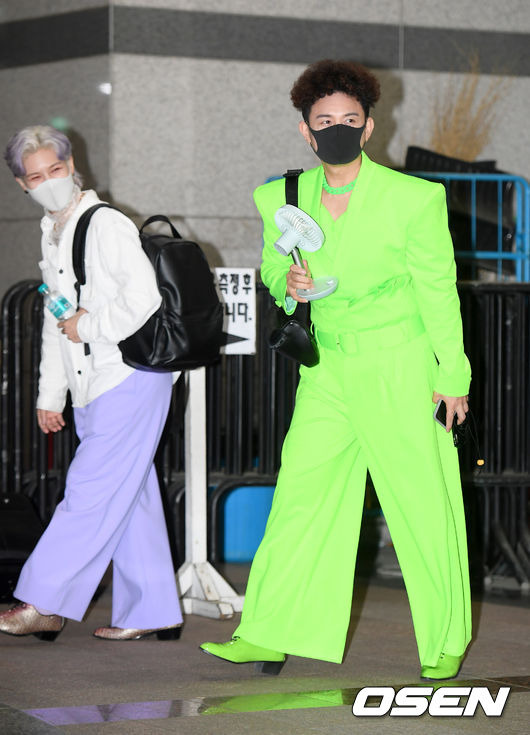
top-left (214, 267), bottom-right (256, 355)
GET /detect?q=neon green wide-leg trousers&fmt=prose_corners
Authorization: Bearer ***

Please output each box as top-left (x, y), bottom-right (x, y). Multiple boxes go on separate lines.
top-left (234, 327), bottom-right (472, 666)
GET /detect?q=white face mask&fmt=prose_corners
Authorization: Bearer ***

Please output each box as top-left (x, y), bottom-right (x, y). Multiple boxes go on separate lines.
top-left (26, 174), bottom-right (75, 212)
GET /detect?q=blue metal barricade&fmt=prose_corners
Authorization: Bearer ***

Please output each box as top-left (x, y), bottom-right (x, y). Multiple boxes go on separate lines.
top-left (409, 171), bottom-right (530, 281)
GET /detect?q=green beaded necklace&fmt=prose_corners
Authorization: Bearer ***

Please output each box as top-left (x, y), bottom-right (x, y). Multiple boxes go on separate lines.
top-left (322, 177), bottom-right (357, 195)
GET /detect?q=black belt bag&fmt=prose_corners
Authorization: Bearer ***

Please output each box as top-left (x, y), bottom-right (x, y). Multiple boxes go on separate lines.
top-left (268, 301), bottom-right (319, 367)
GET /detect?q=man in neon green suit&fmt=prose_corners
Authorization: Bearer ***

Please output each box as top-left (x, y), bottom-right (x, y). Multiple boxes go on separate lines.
top-left (201, 59), bottom-right (472, 680)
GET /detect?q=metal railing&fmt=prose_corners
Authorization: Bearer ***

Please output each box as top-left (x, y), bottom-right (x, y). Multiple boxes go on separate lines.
top-left (409, 172), bottom-right (530, 282)
top-left (458, 283), bottom-right (530, 592)
top-left (1, 280), bottom-right (529, 592)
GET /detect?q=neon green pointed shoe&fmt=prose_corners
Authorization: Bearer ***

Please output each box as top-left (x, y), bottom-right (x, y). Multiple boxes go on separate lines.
top-left (199, 635), bottom-right (286, 674)
top-left (420, 652), bottom-right (464, 680)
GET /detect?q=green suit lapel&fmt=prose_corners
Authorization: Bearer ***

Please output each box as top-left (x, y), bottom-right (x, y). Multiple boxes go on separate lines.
top-left (297, 152), bottom-right (377, 274)
top-left (298, 165), bottom-right (323, 220)
top-left (339, 151), bottom-right (376, 236)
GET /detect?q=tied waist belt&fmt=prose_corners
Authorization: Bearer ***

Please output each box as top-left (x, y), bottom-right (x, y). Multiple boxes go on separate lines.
top-left (316, 314), bottom-right (425, 355)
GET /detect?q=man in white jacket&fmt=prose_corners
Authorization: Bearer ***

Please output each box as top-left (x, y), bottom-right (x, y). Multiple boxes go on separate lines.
top-left (0, 125), bottom-right (182, 642)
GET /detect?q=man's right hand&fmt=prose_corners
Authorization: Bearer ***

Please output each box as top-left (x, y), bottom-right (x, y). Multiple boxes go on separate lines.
top-left (37, 409), bottom-right (65, 434)
top-left (286, 260), bottom-right (313, 303)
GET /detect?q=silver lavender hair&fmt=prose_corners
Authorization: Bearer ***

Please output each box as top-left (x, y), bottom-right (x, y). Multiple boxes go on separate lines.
top-left (4, 125), bottom-right (83, 186)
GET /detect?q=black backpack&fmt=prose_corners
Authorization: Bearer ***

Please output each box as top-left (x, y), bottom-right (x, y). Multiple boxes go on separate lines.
top-left (72, 205), bottom-right (223, 371)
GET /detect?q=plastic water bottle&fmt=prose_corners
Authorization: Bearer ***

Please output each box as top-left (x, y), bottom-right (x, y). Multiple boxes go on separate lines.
top-left (38, 283), bottom-right (76, 320)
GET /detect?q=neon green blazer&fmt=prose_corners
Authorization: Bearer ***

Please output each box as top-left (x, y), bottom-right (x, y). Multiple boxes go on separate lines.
top-left (256, 152), bottom-right (471, 396)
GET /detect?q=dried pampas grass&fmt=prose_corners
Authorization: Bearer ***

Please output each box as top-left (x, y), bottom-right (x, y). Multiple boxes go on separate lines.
top-left (429, 53), bottom-right (510, 161)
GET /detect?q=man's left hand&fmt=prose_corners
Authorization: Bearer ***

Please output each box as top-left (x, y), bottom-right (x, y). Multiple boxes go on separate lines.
top-left (432, 391), bottom-right (469, 432)
top-left (58, 308), bottom-right (87, 343)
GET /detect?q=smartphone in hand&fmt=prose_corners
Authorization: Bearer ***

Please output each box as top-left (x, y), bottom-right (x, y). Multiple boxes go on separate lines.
top-left (434, 398), bottom-right (469, 449)
top-left (433, 398), bottom-right (449, 429)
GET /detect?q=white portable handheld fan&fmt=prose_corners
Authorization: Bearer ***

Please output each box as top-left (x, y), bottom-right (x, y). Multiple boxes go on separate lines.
top-left (274, 204), bottom-right (338, 301)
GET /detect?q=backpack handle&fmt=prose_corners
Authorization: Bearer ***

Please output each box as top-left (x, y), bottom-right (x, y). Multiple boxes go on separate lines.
top-left (140, 215), bottom-right (182, 239)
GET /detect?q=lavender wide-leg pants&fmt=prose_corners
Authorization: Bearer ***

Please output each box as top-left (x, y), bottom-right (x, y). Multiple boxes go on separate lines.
top-left (15, 370), bottom-right (182, 628)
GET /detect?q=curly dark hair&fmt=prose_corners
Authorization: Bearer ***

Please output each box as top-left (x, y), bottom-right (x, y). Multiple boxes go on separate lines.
top-left (290, 59), bottom-right (381, 122)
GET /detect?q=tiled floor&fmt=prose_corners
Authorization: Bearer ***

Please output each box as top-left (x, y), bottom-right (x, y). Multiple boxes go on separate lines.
top-left (1, 561), bottom-right (528, 734)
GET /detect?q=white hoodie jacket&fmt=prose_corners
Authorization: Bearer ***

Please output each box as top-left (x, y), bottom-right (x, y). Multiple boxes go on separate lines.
top-left (37, 191), bottom-right (161, 412)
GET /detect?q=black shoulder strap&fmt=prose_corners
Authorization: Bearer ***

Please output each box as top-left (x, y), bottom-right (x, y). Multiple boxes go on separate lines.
top-left (72, 203), bottom-right (120, 357)
top-left (282, 168), bottom-right (311, 323)
top-left (283, 168), bottom-right (303, 207)
top-left (72, 203), bottom-right (118, 305)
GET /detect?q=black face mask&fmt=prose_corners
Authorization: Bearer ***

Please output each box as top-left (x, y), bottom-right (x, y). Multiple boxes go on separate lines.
top-left (308, 123), bottom-right (366, 165)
